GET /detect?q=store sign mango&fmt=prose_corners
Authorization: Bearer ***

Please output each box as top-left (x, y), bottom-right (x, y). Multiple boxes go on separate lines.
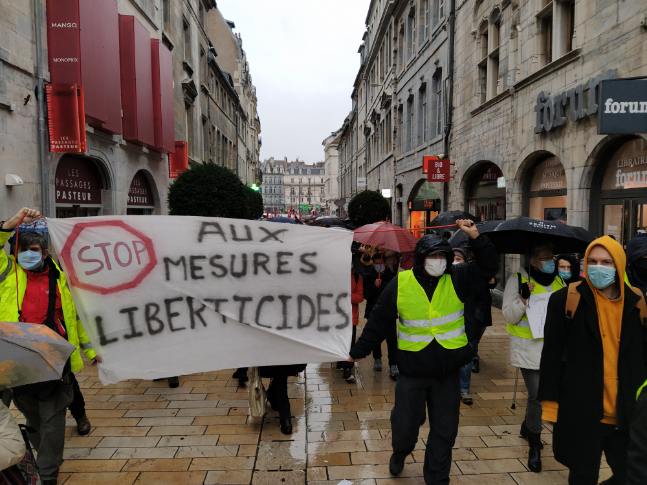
top-left (534, 70), bottom-right (616, 134)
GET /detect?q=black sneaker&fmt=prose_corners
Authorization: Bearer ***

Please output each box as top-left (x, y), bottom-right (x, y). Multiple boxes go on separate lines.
top-left (342, 368), bottom-right (356, 383)
top-left (167, 376), bottom-right (180, 388)
top-left (76, 414), bottom-right (91, 436)
top-left (389, 453), bottom-right (405, 476)
top-left (472, 356), bottom-right (480, 373)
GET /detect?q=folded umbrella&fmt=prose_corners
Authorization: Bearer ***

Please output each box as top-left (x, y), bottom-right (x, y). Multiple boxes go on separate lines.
top-left (0, 322), bottom-right (75, 389)
top-left (353, 222), bottom-right (417, 253)
top-left (485, 217), bottom-right (594, 254)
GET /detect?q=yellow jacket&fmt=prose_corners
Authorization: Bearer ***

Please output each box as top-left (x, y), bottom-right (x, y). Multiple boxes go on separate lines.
top-left (0, 230), bottom-right (96, 373)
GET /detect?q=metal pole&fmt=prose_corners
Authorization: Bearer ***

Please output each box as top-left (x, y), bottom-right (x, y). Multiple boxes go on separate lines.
top-left (34, 0), bottom-right (50, 216)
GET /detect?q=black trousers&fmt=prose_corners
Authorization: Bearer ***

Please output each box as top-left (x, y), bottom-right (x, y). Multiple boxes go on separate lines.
top-left (69, 373), bottom-right (86, 421)
top-left (391, 371), bottom-right (460, 485)
top-left (267, 375), bottom-right (291, 420)
top-left (567, 424), bottom-right (628, 485)
top-left (372, 324), bottom-right (398, 366)
top-left (340, 326), bottom-right (357, 370)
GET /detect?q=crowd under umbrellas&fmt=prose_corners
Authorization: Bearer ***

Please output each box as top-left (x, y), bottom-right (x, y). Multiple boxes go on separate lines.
top-left (1, 208), bottom-right (647, 484)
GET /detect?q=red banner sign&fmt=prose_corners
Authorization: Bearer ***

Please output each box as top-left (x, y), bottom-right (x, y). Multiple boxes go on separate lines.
top-left (46, 84), bottom-right (87, 153)
top-left (423, 156), bottom-right (450, 183)
top-left (46, 0), bottom-right (82, 85)
top-left (169, 141), bottom-right (189, 179)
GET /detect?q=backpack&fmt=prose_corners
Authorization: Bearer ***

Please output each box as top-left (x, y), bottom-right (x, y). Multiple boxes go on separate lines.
top-left (564, 281), bottom-right (647, 323)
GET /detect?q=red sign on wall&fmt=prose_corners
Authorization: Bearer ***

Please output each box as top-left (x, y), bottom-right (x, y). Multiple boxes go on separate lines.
top-left (46, 0), bottom-right (82, 85)
top-left (169, 141), bottom-right (189, 179)
top-left (46, 84), bottom-right (87, 153)
top-left (423, 156), bottom-right (450, 183)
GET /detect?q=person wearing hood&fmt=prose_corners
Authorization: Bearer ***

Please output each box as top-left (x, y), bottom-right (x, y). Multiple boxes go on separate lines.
top-left (0, 208), bottom-right (98, 485)
top-left (350, 220), bottom-right (498, 484)
top-left (626, 233), bottom-right (647, 295)
top-left (452, 244), bottom-right (494, 406)
top-left (502, 242), bottom-right (565, 473)
top-left (539, 236), bottom-right (647, 484)
top-left (557, 253), bottom-right (582, 285)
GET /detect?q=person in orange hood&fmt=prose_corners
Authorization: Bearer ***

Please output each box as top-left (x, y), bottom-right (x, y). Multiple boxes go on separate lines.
top-left (539, 236), bottom-right (647, 484)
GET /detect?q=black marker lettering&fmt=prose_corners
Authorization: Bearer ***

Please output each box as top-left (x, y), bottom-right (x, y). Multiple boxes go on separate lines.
top-left (253, 252), bottom-right (272, 275)
top-left (230, 224), bottom-right (253, 242)
top-left (276, 251), bottom-right (294, 275)
top-left (164, 256), bottom-right (187, 281)
top-left (258, 226), bottom-right (287, 243)
top-left (335, 292), bottom-right (350, 329)
top-left (165, 297), bottom-right (185, 332)
top-left (209, 254), bottom-right (227, 278)
top-left (255, 296), bottom-right (274, 328)
top-left (276, 295), bottom-right (293, 330)
top-left (316, 293), bottom-right (333, 331)
top-left (145, 302), bottom-right (164, 335)
top-left (96, 315), bottom-right (118, 345)
top-left (233, 295), bottom-right (253, 324)
top-left (121, 306), bottom-right (143, 339)
top-left (297, 295), bottom-right (315, 329)
top-left (230, 253), bottom-right (248, 278)
top-left (300, 252), bottom-right (318, 274)
top-left (187, 297), bottom-right (208, 329)
top-left (189, 255), bottom-right (207, 280)
top-left (198, 221), bottom-right (227, 243)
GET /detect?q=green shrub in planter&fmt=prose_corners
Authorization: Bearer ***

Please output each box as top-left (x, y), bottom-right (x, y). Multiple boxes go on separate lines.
top-left (244, 186), bottom-right (264, 220)
top-left (168, 163), bottom-right (247, 218)
top-left (348, 190), bottom-right (390, 227)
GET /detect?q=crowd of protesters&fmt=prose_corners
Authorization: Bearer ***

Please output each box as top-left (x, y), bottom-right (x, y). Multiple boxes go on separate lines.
top-left (1, 207), bottom-right (647, 485)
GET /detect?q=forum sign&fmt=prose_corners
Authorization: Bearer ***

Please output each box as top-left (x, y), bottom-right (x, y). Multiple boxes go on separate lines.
top-left (598, 78), bottom-right (647, 135)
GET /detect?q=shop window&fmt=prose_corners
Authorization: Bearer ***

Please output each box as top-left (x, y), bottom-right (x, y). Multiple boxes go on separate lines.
top-left (527, 156), bottom-right (567, 221)
top-left (407, 7), bottom-right (416, 61)
top-left (162, 0), bottom-right (171, 32)
top-left (537, 1), bottom-right (553, 65)
top-left (418, 83), bottom-right (427, 146)
top-left (408, 180), bottom-right (441, 238)
top-left (466, 162), bottom-right (505, 221)
top-left (397, 23), bottom-right (405, 72)
top-left (406, 95), bottom-right (414, 152)
top-left (432, 69), bottom-right (442, 137)
top-left (420, 0), bottom-right (430, 44)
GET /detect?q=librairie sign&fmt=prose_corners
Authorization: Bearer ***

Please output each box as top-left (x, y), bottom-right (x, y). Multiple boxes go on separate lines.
top-left (47, 216), bottom-right (353, 383)
top-left (598, 78), bottom-right (647, 135)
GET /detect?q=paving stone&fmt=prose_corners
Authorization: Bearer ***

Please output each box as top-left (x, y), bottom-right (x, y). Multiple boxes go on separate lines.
top-left (175, 445), bottom-right (238, 458)
top-left (147, 425), bottom-right (206, 436)
top-left (251, 470), bottom-right (306, 484)
top-left (157, 435), bottom-right (220, 447)
top-left (60, 459), bottom-right (127, 472)
top-left (134, 471), bottom-right (207, 484)
top-left (63, 472), bottom-right (139, 484)
top-left (189, 456), bottom-right (255, 471)
top-left (254, 441), bottom-right (306, 470)
top-left (112, 447), bottom-right (179, 459)
top-left (203, 470), bottom-right (253, 484)
top-left (121, 458), bottom-right (192, 471)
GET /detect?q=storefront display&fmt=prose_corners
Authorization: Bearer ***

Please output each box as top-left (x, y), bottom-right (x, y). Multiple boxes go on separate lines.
top-left (527, 156), bottom-right (567, 222)
top-left (55, 155), bottom-right (104, 218)
top-left (408, 180), bottom-right (441, 238)
top-left (597, 137), bottom-right (647, 245)
top-left (466, 163), bottom-right (505, 221)
top-left (126, 170), bottom-right (156, 215)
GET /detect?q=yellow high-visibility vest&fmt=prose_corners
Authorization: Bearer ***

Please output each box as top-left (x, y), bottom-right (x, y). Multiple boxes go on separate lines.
top-left (506, 274), bottom-right (565, 340)
top-left (397, 270), bottom-right (467, 351)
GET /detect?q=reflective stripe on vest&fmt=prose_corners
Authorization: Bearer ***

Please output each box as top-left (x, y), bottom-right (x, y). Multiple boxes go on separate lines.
top-left (637, 379), bottom-right (647, 401)
top-left (506, 274), bottom-right (565, 340)
top-left (397, 270), bottom-right (467, 351)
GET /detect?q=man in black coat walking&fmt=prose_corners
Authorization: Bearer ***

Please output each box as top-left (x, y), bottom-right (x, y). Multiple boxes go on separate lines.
top-left (539, 236), bottom-right (647, 485)
top-left (349, 220), bottom-right (498, 484)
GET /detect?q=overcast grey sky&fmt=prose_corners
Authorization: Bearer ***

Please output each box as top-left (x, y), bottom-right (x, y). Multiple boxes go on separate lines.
top-left (218, 0), bottom-right (370, 163)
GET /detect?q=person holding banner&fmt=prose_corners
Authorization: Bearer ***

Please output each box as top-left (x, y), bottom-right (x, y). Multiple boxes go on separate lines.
top-left (503, 242), bottom-right (565, 473)
top-left (0, 208), bottom-right (98, 485)
top-left (349, 220), bottom-right (498, 484)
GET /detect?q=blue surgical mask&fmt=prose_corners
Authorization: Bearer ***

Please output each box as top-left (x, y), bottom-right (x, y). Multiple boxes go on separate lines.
top-left (540, 260), bottom-right (556, 274)
top-left (559, 270), bottom-right (572, 281)
top-left (17, 250), bottom-right (43, 271)
top-left (588, 265), bottom-right (616, 290)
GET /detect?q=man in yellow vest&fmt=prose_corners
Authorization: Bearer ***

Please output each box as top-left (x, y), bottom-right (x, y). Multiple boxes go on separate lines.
top-left (1, 208), bottom-right (98, 485)
top-left (350, 220), bottom-right (498, 484)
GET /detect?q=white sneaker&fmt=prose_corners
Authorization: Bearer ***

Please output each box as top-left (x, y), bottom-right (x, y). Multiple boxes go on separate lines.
top-left (373, 358), bottom-right (383, 371)
top-left (461, 391), bottom-right (473, 405)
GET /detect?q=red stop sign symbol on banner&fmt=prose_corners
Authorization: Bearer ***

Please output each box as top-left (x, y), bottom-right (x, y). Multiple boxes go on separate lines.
top-left (60, 220), bottom-right (157, 295)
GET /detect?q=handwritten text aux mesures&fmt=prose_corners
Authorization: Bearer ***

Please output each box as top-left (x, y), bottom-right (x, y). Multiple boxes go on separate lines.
top-left (93, 221), bottom-right (350, 346)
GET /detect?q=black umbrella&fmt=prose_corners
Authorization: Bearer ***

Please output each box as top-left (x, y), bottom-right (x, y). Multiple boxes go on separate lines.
top-left (429, 210), bottom-right (478, 228)
top-left (448, 220), bottom-right (503, 248)
top-left (486, 217), bottom-right (594, 254)
top-left (312, 216), bottom-right (350, 229)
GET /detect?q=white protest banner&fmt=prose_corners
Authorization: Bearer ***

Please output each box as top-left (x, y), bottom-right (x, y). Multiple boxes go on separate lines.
top-left (46, 216), bottom-right (353, 383)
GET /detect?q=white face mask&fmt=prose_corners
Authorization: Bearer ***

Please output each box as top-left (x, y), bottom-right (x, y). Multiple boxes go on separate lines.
top-left (424, 258), bottom-right (447, 277)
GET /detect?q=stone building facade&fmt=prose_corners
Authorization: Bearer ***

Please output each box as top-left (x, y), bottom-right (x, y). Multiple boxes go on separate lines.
top-left (450, 0), bottom-right (647, 247)
top-left (334, 0), bottom-right (647, 244)
top-left (322, 130), bottom-right (341, 216)
top-left (0, 0), bottom-right (260, 219)
top-left (336, 0), bottom-right (453, 232)
top-left (260, 158), bottom-right (326, 215)
top-left (260, 157), bottom-right (287, 214)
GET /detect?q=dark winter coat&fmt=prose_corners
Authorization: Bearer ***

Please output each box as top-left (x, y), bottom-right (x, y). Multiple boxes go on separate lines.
top-left (538, 282), bottom-right (647, 474)
top-left (350, 235), bottom-right (498, 378)
top-left (627, 387), bottom-right (647, 485)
